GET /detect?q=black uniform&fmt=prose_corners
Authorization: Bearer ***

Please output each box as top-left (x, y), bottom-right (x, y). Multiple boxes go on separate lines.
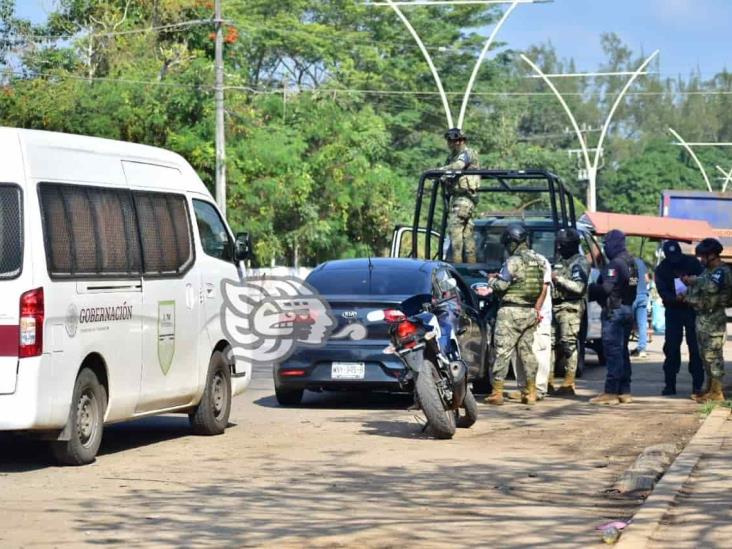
top-left (655, 242), bottom-right (704, 394)
top-left (589, 230), bottom-right (638, 395)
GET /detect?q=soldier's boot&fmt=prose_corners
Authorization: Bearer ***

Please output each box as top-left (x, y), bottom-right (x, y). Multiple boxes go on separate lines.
top-left (697, 379), bottom-right (725, 403)
top-left (555, 371), bottom-right (576, 396)
top-left (692, 379), bottom-right (712, 401)
top-left (484, 381), bottom-right (504, 406)
top-left (589, 393), bottom-right (620, 405)
top-left (521, 381), bottom-right (537, 406)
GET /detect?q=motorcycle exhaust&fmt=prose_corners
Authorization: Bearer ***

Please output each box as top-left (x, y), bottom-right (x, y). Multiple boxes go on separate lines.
top-left (448, 360), bottom-right (468, 409)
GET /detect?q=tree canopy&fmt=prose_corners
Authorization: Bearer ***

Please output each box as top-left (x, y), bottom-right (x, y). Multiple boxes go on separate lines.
top-left (1, 0), bottom-right (730, 265)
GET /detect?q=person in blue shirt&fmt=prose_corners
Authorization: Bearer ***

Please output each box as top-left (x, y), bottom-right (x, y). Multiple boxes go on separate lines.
top-left (631, 257), bottom-right (650, 359)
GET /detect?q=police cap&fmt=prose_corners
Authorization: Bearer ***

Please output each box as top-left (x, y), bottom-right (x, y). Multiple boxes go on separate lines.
top-left (695, 237), bottom-right (723, 257)
top-left (501, 222), bottom-right (529, 246)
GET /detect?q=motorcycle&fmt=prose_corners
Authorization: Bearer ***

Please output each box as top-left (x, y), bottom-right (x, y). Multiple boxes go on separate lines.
top-left (367, 280), bottom-right (478, 439)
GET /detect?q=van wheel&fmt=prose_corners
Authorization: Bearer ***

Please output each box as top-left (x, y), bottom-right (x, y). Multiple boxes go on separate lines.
top-left (51, 368), bottom-right (106, 466)
top-left (190, 351), bottom-right (232, 435)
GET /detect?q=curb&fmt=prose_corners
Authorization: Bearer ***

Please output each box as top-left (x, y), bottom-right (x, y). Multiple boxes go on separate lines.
top-left (616, 406), bottom-right (731, 548)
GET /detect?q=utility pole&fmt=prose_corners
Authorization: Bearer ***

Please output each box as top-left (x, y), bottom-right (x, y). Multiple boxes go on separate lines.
top-left (214, 0), bottom-right (226, 215)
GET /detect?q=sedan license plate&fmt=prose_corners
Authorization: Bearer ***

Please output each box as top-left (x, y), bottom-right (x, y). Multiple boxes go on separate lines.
top-left (331, 362), bottom-right (365, 380)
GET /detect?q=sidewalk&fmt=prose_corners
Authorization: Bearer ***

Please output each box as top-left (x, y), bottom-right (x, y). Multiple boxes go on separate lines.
top-left (647, 410), bottom-right (732, 548)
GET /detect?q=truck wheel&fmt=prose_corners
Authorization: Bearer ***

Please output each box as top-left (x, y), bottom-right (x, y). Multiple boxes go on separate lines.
top-left (415, 359), bottom-right (456, 439)
top-left (51, 368), bottom-right (106, 466)
top-left (190, 351), bottom-right (232, 435)
top-left (456, 388), bottom-right (478, 428)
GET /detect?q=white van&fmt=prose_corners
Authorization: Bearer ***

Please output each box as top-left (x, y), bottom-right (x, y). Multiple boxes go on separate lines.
top-left (0, 127), bottom-right (252, 465)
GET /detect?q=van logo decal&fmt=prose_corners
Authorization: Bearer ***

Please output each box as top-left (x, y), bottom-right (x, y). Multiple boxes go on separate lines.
top-left (65, 304), bottom-right (79, 338)
top-left (158, 301), bottom-right (176, 375)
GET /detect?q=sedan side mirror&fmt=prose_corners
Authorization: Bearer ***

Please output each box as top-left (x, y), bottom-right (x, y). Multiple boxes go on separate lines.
top-left (234, 232), bottom-right (253, 262)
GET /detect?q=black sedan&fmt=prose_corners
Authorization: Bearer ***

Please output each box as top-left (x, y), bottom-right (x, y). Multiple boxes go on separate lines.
top-left (273, 258), bottom-right (488, 405)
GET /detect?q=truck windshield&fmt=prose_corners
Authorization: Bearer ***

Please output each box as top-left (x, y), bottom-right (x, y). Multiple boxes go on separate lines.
top-left (0, 185), bottom-right (22, 279)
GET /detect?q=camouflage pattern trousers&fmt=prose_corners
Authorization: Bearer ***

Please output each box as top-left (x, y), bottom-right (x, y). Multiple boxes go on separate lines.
top-left (491, 305), bottom-right (539, 384)
top-left (447, 196), bottom-right (476, 263)
top-left (552, 302), bottom-right (584, 378)
top-left (695, 310), bottom-right (727, 380)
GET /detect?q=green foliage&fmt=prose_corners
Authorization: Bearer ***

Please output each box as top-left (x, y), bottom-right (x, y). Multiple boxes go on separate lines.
top-left (1, 2), bottom-right (732, 266)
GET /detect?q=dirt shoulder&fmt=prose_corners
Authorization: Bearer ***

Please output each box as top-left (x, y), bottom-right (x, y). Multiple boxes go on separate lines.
top-left (0, 339), bottom-right (706, 548)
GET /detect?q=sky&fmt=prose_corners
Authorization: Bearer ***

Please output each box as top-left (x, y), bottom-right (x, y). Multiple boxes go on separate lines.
top-left (14, 0), bottom-right (732, 78)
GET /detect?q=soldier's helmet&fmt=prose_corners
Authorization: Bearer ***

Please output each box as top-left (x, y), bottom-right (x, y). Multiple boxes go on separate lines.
top-left (444, 128), bottom-right (467, 141)
top-left (695, 237), bottom-right (723, 257)
top-left (556, 228), bottom-right (581, 257)
top-left (556, 228), bottom-right (581, 246)
top-left (500, 222), bottom-right (529, 247)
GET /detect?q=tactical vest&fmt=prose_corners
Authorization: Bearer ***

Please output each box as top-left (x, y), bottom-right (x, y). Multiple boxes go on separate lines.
top-left (503, 248), bottom-right (545, 306)
top-left (552, 254), bottom-right (586, 303)
top-left (447, 147), bottom-right (480, 197)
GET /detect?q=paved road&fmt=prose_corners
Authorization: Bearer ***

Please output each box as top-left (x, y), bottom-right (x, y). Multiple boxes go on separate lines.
top-left (0, 337), bottom-right (714, 548)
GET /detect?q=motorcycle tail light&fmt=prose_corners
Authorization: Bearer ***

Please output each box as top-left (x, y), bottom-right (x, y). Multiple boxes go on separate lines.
top-left (383, 309), bottom-right (406, 324)
top-left (397, 321), bottom-right (418, 349)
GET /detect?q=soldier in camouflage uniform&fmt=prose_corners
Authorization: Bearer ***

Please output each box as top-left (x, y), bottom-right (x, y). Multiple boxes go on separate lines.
top-left (682, 238), bottom-right (732, 402)
top-left (476, 223), bottom-right (548, 406)
top-left (551, 228), bottom-right (591, 396)
top-left (440, 128), bottom-right (480, 264)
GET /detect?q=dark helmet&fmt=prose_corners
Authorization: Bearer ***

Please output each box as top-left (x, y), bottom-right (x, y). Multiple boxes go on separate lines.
top-left (501, 222), bottom-right (529, 247)
top-left (556, 228), bottom-right (581, 246)
top-left (556, 228), bottom-right (581, 258)
top-left (444, 127), bottom-right (466, 141)
top-left (695, 237), bottom-right (723, 257)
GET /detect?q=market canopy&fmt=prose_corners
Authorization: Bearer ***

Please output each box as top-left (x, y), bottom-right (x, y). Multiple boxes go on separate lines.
top-left (578, 211), bottom-right (716, 242)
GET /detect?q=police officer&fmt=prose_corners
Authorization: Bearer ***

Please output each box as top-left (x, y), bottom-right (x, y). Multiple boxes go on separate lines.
top-left (440, 128), bottom-right (480, 263)
top-left (476, 223), bottom-right (548, 406)
top-left (588, 229), bottom-right (638, 405)
top-left (682, 238), bottom-right (732, 402)
top-left (550, 228), bottom-right (591, 396)
top-left (654, 240), bottom-right (704, 396)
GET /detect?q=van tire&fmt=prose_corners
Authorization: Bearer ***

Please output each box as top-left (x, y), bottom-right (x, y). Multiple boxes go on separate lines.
top-left (190, 351), bottom-right (232, 436)
top-left (51, 368), bottom-right (106, 466)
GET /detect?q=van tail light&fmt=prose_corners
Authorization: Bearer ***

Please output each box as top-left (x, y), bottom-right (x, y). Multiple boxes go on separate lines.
top-left (396, 321), bottom-right (419, 349)
top-left (19, 288), bottom-right (44, 358)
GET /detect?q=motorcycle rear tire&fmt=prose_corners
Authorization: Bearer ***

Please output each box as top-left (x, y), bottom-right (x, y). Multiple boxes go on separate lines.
top-left (416, 359), bottom-right (456, 439)
top-left (456, 388), bottom-right (478, 428)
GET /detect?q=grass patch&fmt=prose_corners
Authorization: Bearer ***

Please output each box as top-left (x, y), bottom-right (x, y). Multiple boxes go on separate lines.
top-left (699, 400), bottom-right (732, 416)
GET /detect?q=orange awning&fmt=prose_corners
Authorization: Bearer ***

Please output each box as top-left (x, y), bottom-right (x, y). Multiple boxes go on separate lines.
top-left (579, 211), bottom-right (716, 242)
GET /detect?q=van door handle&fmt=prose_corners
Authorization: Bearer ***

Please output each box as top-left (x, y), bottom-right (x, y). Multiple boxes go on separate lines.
top-left (185, 284), bottom-right (195, 310)
top-left (206, 283), bottom-right (215, 299)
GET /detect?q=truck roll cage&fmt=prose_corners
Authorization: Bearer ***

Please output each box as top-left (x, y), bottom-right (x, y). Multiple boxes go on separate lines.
top-left (412, 169), bottom-right (577, 261)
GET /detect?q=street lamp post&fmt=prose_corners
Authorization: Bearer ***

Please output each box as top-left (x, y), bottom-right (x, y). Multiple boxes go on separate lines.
top-left (522, 50), bottom-right (659, 211)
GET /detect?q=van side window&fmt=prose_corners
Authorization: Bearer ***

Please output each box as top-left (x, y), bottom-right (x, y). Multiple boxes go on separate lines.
top-left (0, 184), bottom-right (22, 279)
top-left (192, 200), bottom-right (233, 261)
top-left (133, 191), bottom-right (194, 277)
top-left (39, 183), bottom-right (142, 278)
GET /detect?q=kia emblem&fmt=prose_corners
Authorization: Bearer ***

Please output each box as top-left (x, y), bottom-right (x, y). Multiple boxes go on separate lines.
top-left (342, 311), bottom-right (358, 320)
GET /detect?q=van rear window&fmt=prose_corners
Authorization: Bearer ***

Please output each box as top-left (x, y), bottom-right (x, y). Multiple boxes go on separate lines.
top-left (0, 185), bottom-right (22, 279)
top-left (39, 183), bottom-right (142, 278)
